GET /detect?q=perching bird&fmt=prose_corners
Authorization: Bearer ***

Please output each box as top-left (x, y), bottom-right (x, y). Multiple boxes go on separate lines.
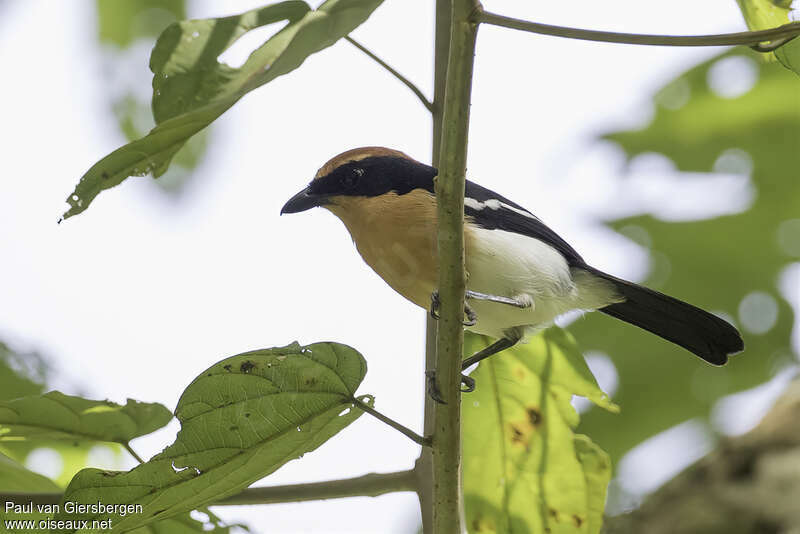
top-left (281, 147), bottom-right (744, 393)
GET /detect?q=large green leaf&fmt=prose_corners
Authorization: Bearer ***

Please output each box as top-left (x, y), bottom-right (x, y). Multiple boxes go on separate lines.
top-left (64, 0), bottom-right (384, 219)
top-left (574, 49), bottom-right (799, 465)
top-left (735, 0), bottom-right (800, 75)
top-left (463, 330), bottom-right (615, 534)
top-left (0, 392), bottom-right (172, 445)
top-left (96, 0), bottom-right (207, 195)
top-left (54, 342), bottom-right (369, 532)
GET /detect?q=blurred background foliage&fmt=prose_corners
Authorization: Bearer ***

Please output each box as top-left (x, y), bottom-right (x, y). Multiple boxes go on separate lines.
top-left (96, 0), bottom-right (209, 196)
top-left (573, 47), bottom-right (799, 476)
top-left (0, 343), bottom-right (123, 489)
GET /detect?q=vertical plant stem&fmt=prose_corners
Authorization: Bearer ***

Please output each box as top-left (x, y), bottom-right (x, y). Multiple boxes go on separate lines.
top-left (418, 2), bottom-right (454, 532)
top-left (431, 0), bottom-right (479, 531)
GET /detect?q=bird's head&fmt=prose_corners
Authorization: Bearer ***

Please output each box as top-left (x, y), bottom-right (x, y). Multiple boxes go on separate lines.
top-left (280, 147), bottom-right (437, 216)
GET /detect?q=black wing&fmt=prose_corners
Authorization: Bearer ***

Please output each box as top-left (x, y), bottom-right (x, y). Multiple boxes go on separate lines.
top-left (464, 180), bottom-right (585, 266)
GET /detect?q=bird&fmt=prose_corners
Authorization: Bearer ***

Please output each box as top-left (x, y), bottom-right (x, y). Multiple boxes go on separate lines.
top-left (281, 146), bottom-right (744, 395)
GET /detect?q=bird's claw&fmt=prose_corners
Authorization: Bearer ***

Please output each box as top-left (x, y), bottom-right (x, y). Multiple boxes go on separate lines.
top-left (430, 291), bottom-right (440, 320)
top-left (460, 374), bottom-right (476, 393)
top-left (426, 370), bottom-right (446, 404)
top-left (463, 304), bottom-right (477, 327)
top-left (426, 370), bottom-right (477, 403)
top-left (429, 291), bottom-right (479, 326)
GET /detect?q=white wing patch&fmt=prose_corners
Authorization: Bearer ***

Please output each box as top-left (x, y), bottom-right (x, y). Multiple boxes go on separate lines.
top-left (464, 196), bottom-right (541, 222)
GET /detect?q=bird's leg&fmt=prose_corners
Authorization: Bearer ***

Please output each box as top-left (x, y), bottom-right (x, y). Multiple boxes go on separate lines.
top-left (460, 330), bottom-right (523, 393)
top-left (461, 335), bottom-right (520, 370)
top-left (427, 330), bottom-right (523, 402)
top-left (426, 291), bottom-right (524, 402)
top-left (429, 290), bottom-right (479, 326)
top-left (465, 290), bottom-right (533, 309)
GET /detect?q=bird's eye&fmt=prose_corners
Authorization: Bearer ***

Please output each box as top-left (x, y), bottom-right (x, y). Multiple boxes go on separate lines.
top-left (341, 168), bottom-right (364, 188)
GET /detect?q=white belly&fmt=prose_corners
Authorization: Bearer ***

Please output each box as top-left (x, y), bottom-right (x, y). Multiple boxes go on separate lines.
top-left (464, 227), bottom-right (618, 339)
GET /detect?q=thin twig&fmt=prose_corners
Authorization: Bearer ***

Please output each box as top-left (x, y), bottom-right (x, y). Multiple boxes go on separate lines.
top-left (123, 442), bottom-right (144, 464)
top-left (475, 9), bottom-right (800, 49)
top-left (352, 397), bottom-right (431, 447)
top-left (0, 470), bottom-right (418, 508)
top-left (345, 36), bottom-right (434, 112)
top-left (215, 469), bottom-right (418, 505)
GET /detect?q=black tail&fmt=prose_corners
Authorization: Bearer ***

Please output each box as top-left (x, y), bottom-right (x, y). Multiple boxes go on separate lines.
top-left (582, 267), bottom-right (744, 365)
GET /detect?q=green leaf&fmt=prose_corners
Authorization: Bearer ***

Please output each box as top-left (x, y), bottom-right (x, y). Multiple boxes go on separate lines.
top-left (0, 345), bottom-right (129, 488)
top-left (735, 0), bottom-right (800, 75)
top-left (64, 0), bottom-right (385, 219)
top-left (97, 0), bottom-right (185, 47)
top-left (0, 454), bottom-right (59, 534)
top-left (0, 392), bottom-right (172, 445)
top-left (574, 49), bottom-right (799, 465)
top-left (96, 0), bottom-right (206, 196)
top-left (128, 509), bottom-right (240, 534)
top-left (0, 341), bottom-right (48, 402)
top-left (574, 437), bottom-right (611, 534)
top-left (775, 37), bottom-right (800, 75)
top-left (463, 331), bottom-right (614, 534)
top-left (736, 0), bottom-right (791, 31)
top-left (55, 342), bottom-right (368, 532)
top-left (0, 451), bottom-right (61, 493)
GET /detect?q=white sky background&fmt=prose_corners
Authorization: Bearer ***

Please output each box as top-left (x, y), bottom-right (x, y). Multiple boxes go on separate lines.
top-left (1, 0), bottom-right (797, 532)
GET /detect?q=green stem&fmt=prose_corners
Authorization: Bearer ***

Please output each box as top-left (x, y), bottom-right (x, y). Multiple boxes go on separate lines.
top-left (123, 442), bottom-right (144, 464)
top-left (431, 0), bottom-right (480, 531)
top-left (215, 470), bottom-right (417, 505)
top-left (0, 470), bottom-right (418, 508)
top-left (476, 9), bottom-right (800, 49)
top-left (345, 36), bottom-right (434, 112)
top-left (417, 2), bottom-right (454, 532)
top-left (352, 397), bottom-right (431, 447)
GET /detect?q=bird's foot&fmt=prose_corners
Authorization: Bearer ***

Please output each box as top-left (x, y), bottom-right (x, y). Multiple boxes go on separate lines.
top-left (429, 291), bottom-right (440, 320)
top-left (425, 370), bottom-right (444, 404)
top-left (429, 291), bottom-right (480, 326)
top-left (460, 374), bottom-right (476, 393)
top-left (463, 303), bottom-right (477, 326)
top-left (426, 370), bottom-right (477, 404)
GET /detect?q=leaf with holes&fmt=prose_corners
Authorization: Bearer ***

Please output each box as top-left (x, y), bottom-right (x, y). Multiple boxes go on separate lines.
top-left (54, 342), bottom-right (368, 532)
top-left (0, 391), bottom-right (172, 444)
top-left (96, 0), bottom-right (209, 196)
top-left (735, 0), bottom-right (800, 76)
top-left (63, 0), bottom-right (384, 219)
top-left (573, 48), bottom-right (799, 466)
top-left (462, 331), bottom-right (615, 534)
